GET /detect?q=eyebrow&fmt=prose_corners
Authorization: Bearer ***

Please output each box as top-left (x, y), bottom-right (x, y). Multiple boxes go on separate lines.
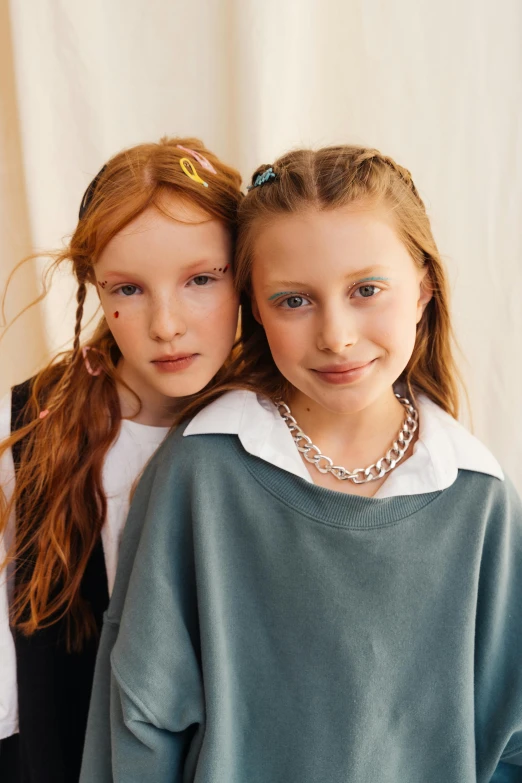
top-left (268, 290), bottom-right (302, 301)
top-left (97, 259), bottom-right (227, 279)
top-left (264, 268), bottom-right (392, 294)
top-left (97, 271), bottom-right (135, 279)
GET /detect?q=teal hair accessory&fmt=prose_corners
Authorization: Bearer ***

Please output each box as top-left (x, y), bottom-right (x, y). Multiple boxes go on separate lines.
top-left (247, 167), bottom-right (276, 191)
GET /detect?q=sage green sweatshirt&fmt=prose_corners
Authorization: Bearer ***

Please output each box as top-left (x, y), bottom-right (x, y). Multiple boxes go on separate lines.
top-left (80, 427), bottom-right (522, 783)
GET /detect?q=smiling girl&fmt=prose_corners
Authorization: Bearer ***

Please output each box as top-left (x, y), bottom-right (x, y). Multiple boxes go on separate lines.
top-left (0, 137), bottom-right (242, 783)
top-left (82, 146), bottom-right (521, 782)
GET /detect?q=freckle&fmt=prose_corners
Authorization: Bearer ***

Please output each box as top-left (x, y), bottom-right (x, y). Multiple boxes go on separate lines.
top-left (306, 408), bottom-right (310, 412)
top-left (113, 311), bottom-right (119, 319)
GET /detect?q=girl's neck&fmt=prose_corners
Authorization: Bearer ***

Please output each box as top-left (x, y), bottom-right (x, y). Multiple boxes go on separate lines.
top-left (116, 360), bottom-right (181, 428)
top-left (287, 386), bottom-right (408, 495)
top-left (289, 386), bottom-right (404, 441)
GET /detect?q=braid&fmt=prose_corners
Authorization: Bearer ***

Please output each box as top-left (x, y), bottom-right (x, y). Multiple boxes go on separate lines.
top-left (72, 281), bottom-right (87, 358)
top-left (348, 148), bottom-right (424, 207)
top-left (377, 153), bottom-right (424, 207)
top-left (42, 282), bottom-right (87, 416)
top-left (381, 155), bottom-right (424, 205)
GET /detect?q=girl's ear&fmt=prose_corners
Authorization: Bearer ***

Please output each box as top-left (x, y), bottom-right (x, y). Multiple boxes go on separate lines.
top-left (416, 268), bottom-right (433, 323)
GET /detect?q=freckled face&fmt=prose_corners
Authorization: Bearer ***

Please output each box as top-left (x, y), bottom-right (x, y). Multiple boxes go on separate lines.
top-left (95, 197), bottom-right (238, 401)
top-left (251, 207), bottom-right (431, 414)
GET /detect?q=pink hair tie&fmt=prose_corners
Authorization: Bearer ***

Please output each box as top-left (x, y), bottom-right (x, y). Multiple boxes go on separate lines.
top-left (176, 145), bottom-right (217, 175)
top-left (39, 409), bottom-right (49, 419)
top-left (82, 346), bottom-right (103, 377)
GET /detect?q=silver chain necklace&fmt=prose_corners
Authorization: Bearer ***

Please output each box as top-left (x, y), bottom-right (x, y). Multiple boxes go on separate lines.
top-left (276, 394), bottom-right (418, 484)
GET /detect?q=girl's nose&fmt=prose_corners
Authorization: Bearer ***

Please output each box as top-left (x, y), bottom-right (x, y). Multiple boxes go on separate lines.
top-left (149, 301), bottom-right (187, 342)
top-left (317, 301), bottom-right (357, 353)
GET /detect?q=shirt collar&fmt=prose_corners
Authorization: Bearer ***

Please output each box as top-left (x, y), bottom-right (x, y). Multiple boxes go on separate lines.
top-left (183, 390), bottom-right (504, 496)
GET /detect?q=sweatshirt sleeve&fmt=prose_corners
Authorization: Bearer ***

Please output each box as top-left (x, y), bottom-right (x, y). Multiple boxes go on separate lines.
top-left (80, 428), bottom-right (204, 783)
top-left (79, 617), bottom-right (119, 782)
top-left (475, 475), bottom-right (522, 779)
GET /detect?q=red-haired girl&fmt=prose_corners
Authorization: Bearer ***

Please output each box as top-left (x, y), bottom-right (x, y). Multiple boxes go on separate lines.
top-left (0, 137), bottom-right (242, 782)
top-left (83, 146), bottom-right (521, 783)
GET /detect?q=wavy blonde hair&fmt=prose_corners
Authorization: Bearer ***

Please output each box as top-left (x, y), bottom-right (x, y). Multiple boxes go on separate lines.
top-left (0, 137), bottom-right (242, 649)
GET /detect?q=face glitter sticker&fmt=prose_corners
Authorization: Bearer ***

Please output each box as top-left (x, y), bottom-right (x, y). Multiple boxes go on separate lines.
top-left (223, 264), bottom-right (230, 273)
top-left (179, 158), bottom-right (208, 188)
top-left (113, 311), bottom-right (119, 319)
top-left (98, 280), bottom-right (107, 289)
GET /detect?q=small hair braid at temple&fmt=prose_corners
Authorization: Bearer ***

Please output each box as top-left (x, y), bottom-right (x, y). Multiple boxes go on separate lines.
top-left (42, 281), bottom-right (87, 417)
top-left (380, 154), bottom-right (424, 207)
top-left (72, 281), bottom-right (87, 358)
top-left (348, 149), bottom-right (425, 209)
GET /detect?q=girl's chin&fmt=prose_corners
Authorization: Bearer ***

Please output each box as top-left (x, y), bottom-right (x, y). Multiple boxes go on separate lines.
top-left (290, 381), bottom-right (396, 416)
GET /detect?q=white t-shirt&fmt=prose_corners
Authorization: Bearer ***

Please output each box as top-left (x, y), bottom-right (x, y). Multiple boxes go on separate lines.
top-left (0, 393), bottom-right (168, 739)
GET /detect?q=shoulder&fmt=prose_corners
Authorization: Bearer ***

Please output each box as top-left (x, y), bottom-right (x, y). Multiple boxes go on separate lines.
top-left (416, 394), bottom-right (504, 483)
top-left (133, 410), bottom-right (243, 496)
top-left (157, 390), bottom-right (264, 461)
top-left (182, 390), bottom-right (267, 437)
top-left (449, 468), bottom-right (522, 558)
top-left (125, 393), bottom-right (271, 519)
top-left (481, 472), bottom-right (522, 536)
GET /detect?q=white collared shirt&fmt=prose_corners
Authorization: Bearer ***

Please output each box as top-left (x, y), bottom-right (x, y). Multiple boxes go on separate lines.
top-left (184, 390), bottom-right (504, 497)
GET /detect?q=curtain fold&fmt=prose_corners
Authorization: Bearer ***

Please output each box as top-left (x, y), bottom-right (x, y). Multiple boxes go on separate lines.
top-left (1, 0), bottom-right (520, 487)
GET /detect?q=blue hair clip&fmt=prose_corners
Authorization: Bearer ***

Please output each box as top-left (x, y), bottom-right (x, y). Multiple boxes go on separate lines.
top-left (247, 167), bottom-right (276, 191)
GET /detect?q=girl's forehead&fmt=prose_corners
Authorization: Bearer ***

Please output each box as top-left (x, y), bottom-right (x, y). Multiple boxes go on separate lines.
top-left (252, 206), bottom-right (408, 265)
top-left (119, 198), bottom-right (212, 236)
top-left (96, 202), bottom-right (230, 270)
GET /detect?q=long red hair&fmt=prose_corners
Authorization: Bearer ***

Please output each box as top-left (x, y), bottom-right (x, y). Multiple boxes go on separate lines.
top-left (0, 137), bottom-right (242, 649)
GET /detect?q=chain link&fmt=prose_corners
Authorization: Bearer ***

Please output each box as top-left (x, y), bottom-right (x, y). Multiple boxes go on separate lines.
top-left (276, 394), bottom-right (418, 484)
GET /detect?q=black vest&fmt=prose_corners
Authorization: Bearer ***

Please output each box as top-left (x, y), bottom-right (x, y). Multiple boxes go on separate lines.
top-left (8, 379), bottom-right (109, 783)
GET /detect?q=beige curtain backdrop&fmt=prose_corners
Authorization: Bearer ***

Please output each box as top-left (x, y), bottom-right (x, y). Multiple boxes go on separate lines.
top-left (1, 0), bottom-right (521, 490)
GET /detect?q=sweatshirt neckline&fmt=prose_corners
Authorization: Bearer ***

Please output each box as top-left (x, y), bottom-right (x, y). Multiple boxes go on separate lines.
top-left (231, 437), bottom-right (441, 529)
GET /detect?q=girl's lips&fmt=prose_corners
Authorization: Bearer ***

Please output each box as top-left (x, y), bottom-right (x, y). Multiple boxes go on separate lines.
top-left (312, 359), bottom-right (376, 385)
top-left (151, 354), bottom-right (198, 373)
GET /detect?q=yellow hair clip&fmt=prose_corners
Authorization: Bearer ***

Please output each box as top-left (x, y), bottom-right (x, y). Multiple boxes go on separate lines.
top-left (179, 158), bottom-right (208, 188)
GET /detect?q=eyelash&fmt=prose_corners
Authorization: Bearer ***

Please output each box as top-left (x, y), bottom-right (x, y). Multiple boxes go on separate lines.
top-left (352, 283), bottom-right (381, 299)
top-left (114, 284), bottom-right (142, 297)
top-left (278, 283), bottom-right (382, 309)
top-left (112, 275), bottom-right (217, 297)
